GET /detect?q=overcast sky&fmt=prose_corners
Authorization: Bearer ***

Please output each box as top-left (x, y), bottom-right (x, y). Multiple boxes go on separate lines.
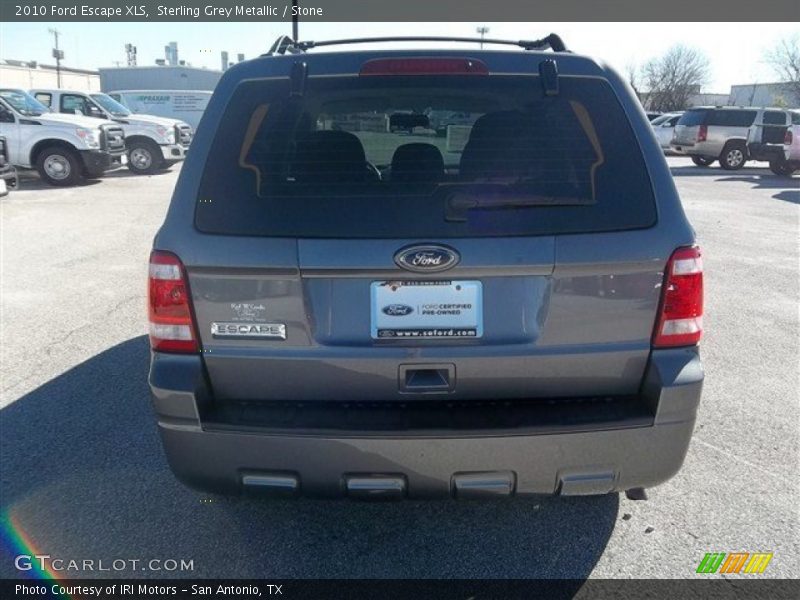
top-left (1, 22), bottom-right (798, 92)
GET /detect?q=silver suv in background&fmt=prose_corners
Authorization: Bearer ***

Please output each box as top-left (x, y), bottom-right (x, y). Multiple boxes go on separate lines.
top-left (671, 106), bottom-right (792, 170)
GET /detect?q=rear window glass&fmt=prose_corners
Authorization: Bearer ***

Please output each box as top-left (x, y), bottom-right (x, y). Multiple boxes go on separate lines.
top-left (195, 74), bottom-right (656, 238)
top-left (708, 110), bottom-right (757, 127)
top-left (677, 109), bottom-right (709, 127)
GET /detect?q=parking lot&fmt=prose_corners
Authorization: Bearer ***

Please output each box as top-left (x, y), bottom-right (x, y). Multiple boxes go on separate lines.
top-left (0, 158), bottom-right (797, 579)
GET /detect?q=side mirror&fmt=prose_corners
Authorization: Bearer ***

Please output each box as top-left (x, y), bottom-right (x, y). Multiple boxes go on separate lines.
top-left (0, 109), bottom-right (14, 123)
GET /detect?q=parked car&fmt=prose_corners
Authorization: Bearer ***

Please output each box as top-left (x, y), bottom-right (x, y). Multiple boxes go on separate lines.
top-left (388, 112), bottom-right (430, 133)
top-left (148, 34), bottom-right (704, 499)
top-left (107, 90), bottom-right (212, 131)
top-left (32, 89), bottom-right (193, 175)
top-left (0, 88), bottom-right (126, 186)
top-left (0, 135), bottom-right (19, 196)
top-left (671, 106), bottom-right (793, 170)
top-left (645, 111), bottom-right (662, 122)
top-left (426, 110), bottom-right (480, 136)
top-left (747, 109), bottom-right (800, 176)
top-left (650, 112), bottom-right (683, 152)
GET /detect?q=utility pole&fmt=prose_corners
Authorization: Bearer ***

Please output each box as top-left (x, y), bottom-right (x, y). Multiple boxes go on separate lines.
top-left (48, 28), bottom-right (63, 88)
top-left (476, 26), bottom-right (489, 49)
top-left (292, 0), bottom-right (299, 40)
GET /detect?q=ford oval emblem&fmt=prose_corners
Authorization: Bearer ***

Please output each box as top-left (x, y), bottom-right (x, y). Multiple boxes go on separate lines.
top-left (382, 304), bottom-right (414, 316)
top-left (394, 244), bottom-right (460, 273)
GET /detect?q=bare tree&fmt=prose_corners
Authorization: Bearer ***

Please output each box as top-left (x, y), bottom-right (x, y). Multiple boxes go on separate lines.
top-left (625, 61), bottom-right (642, 101)
top-left (640, 45), bottom-right (711, 112)
top-left (764, 34), bottom-right (800, 105)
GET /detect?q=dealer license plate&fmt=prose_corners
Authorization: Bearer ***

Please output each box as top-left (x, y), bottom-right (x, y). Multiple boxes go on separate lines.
top-left (370, 280), bottom-right (483, 339)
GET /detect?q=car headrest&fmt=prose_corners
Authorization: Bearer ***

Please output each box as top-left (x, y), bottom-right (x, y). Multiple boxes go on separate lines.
top-left (293, 130), bottom-right (367, 183)
top-left (459, 111), bottom-right (532, 179)
top-left (391, 143), bottom-right (445, 182)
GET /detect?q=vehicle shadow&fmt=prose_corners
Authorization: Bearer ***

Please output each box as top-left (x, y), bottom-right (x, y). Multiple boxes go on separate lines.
top-left (15, 166), bottom-right (176, 191)
top-left (15, 171), bottom-right (102, 191)
top-left (0, 336), bottom-right (617, 582)
top-left (669, 165), bottom-right (775, 178)
top-left (715, 175), bottom-right (800, 204)
top-left (101, 167), bottom-right (176, 180)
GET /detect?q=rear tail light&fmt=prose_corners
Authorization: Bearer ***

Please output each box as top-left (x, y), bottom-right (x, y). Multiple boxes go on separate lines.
top-left (653, 246), bottom-right (703, 348)
top-left (360, 57), bottom-right (489, 76)
top-left (697, 124), bottom-right (708, 143)
top-left (148, 251), bottom-right (199, 353)
top-left (785, 130), bottom-right (793, 145)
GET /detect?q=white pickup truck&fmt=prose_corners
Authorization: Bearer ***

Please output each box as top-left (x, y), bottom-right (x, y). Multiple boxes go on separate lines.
top-left (32, 89), bottom-right (193, 175)
top-left (0, 88), bottom-right (126, 186)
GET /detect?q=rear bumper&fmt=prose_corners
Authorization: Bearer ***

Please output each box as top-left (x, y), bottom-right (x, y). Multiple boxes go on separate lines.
top-left (150, 348), bottom-right (703, 498)
top-left (670, 141), bottom-right (718, 157)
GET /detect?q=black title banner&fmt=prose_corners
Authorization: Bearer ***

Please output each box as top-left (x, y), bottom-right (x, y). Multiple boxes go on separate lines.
top-left (2, 579), bottom-right (800, 599)
top-left (1, 0), bottom-right (796, 22)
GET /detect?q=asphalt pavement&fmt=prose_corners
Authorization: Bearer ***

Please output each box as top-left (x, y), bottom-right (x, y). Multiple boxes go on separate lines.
top-left (0, 159), bottom-right (798, 580)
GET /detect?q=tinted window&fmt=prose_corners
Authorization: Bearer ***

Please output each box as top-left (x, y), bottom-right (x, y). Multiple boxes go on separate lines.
top-left (196, 75), bottom-right (656, 238)
top-left (763, 111), bottom-right (786, 125)
top-left (677, 109), bottom-right (709, 127)
top-left (708, 110), bottom-right (756, 127)
top-left (792, 111), bottom-right (800, 126)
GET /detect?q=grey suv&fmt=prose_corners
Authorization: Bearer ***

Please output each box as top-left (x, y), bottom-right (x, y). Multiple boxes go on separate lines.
top-left (148, 35), bottom-right (704, 499)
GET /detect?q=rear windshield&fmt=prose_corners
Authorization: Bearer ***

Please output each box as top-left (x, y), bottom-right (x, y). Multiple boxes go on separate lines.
top-left (195, 74), bottom-right (656, 238)
top-left (677, 109), bottom-right (709, 127)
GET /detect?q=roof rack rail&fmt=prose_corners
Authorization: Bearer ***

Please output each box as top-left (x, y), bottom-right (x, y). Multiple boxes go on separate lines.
top-left (266, 34), bottom-right (568, 56)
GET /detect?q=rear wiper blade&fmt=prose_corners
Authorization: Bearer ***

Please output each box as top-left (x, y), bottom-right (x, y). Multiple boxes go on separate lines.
top-left (444, 190), bottom-right (591, 222)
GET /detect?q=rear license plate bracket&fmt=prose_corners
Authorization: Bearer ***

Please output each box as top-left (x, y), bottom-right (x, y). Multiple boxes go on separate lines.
top-left (370, 280), bottom-right (483, 339)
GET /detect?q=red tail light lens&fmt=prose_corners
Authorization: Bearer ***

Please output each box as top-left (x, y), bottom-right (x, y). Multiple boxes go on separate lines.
top-left (697, 124), bottom-right (708, 142)
top-left (653, 246), bottom-right (704, 348)
top-left (785, 130), bottom-right (793, 145)
top-left (148, 251), bottom-right (199, 353)
top-left (360, 57), bottom-right (489, 76)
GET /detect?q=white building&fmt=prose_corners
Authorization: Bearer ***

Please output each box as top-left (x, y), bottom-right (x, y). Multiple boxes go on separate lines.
top-left (98, 65), bottom-right (222, 92)
top-left (728, 83), bottom-right (798, 108)
top-left (0, 59), bottom-right (100, 92)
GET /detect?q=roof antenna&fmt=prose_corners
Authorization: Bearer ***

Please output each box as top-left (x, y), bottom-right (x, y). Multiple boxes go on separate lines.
top-left (292, 0), bottom-right (299, 41)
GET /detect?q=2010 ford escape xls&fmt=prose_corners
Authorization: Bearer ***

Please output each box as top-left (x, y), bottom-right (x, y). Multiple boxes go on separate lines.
top-left (148, 34), bottom-right (704, 499)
